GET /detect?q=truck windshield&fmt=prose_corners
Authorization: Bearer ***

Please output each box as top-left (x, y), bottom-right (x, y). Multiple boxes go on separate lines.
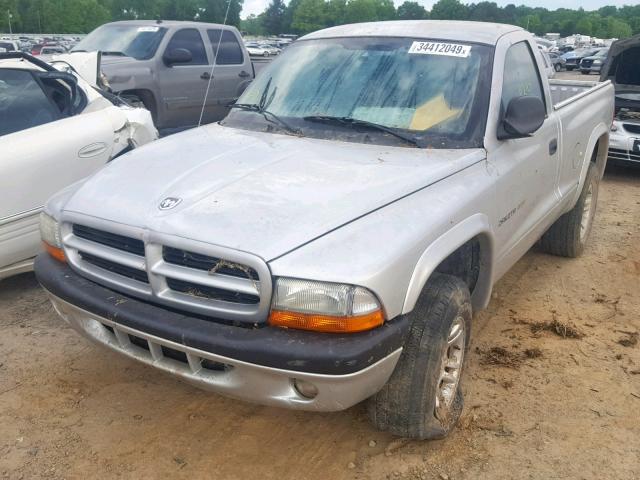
top-left (225, 37), bottom-right (493, 148)
top-left (72, 25), bottom-right (167, 60)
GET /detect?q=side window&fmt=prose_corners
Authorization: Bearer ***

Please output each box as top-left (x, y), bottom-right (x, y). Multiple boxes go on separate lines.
top-left (207, 29), bottom-right (244, 65)
top-left (0, 69), bottom-right (60, 137)
top-left (165, 28), bottom-right (208, 65)
top-left (501, 41), bottom-right (545, 110)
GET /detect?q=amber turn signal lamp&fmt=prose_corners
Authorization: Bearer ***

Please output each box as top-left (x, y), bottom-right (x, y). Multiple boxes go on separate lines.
top-left (269, 309), bottom-right (384, 333)
top-left (43, 241), bottom-right (66, 263)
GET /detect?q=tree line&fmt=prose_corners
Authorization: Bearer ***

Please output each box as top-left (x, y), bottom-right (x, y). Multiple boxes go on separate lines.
top-left (1, 0), bottom-right (639, 40)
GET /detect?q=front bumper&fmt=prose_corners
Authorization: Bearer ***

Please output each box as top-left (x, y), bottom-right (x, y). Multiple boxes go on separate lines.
top-left (35, 254), bottom-right (408, 411)
top-left (609, 126), bottom-right (640, 165)
top-left (580, 65), bottom-right (602, 74)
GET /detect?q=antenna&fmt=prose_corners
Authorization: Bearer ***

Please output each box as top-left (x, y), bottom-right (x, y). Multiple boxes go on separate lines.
top-left (198, 0), bottom-right (233, 127)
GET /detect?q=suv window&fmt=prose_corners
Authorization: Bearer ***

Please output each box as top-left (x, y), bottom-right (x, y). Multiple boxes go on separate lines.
top-left (502, 41), bottom-right (545, 110)
top-left (0, 69), bottom-right (60, 137)
top-left (207, 29), bottom-right (244, 65)
top-left (165, 28), bottom-right (208, 65)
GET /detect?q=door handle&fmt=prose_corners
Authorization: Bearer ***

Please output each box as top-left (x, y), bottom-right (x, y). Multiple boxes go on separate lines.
top-left (549, 138), bottom-right (558, 155)
top-left (238, 70), bottom-right (251, 78)
top-left (200, 72), bottom-right (212, 80)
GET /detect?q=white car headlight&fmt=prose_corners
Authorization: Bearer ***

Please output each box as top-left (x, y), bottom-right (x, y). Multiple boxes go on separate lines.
top-left (39, 213), bottom-right (66, 262)
top-left (269, 277), bottom-right (384, 333)
top-left (39, 212), bottom-right (61, 248)
top-left (593, 59), bottom-right (602, 65)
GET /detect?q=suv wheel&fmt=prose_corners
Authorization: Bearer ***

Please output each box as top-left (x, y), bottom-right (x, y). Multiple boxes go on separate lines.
top-left (367, 273), bottom-right (471, 439)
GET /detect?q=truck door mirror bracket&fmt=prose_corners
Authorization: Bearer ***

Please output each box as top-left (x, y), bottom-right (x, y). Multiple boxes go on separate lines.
top-left (498, 96), bottom-right (546, 140)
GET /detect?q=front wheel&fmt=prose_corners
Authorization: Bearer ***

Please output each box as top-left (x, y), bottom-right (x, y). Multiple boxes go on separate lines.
top-left (539, 163), bottom-right (599, 258)
top-left (367, 273), bottom-right (471, 439)
top-left (554, 63), bottom-right (562, 72)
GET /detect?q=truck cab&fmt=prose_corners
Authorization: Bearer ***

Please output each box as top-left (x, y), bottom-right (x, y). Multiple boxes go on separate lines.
top-left (72, 20), bottom-right (254, 131)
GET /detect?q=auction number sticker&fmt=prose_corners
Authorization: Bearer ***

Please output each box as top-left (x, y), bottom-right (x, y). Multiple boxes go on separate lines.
top-left (138, 26), bottom-right (160, 32)
top-left (408, 41), bottom-right (471, 58)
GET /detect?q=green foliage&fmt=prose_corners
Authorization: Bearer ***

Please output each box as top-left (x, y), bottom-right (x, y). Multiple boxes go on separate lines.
top-left (430, 0), bottom-right (468, 20)
top-left (291, 0), bottom-right (326, 33)
top-left (397, 1), bottom-right (427, 20)
top-left (263, 0), bottom-right (286, 34)
top-left (1, 0), bottom-right (639, 39)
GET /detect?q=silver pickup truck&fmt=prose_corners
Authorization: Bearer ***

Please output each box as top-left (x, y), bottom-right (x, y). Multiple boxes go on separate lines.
top-left (35, 21), bottom-right (614, 439)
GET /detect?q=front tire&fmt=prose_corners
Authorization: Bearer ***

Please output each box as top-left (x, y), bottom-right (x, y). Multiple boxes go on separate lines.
top-left (554, 63), bottom-right (561, 72)
top-left (539, 163), bottom-right (599, 258)
top-left (367, 273), bottom-right (471, 439)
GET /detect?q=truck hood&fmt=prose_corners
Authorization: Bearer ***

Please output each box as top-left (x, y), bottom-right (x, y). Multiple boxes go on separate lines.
top-left (62, 124), bottom-right (485, 261)
top-left (600, 34), bottom-right (640, 109)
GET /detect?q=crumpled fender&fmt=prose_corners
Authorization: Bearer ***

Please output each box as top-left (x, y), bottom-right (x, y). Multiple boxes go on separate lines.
top-left (104, 106), bottom-right (158, 155)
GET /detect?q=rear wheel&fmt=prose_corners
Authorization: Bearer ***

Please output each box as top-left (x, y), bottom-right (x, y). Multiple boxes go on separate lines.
top-left (367, 273), bottom-right (471, 439)
top-left (539, 163), bottom-right (599, 258)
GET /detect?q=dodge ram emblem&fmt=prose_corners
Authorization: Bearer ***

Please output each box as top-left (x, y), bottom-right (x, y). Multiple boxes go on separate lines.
top-left (159, 197), bottom-right (182, 210)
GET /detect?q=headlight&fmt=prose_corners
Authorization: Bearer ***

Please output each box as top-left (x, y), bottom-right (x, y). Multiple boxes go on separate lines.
top-left (39, 213), bottom-right (65, 262)
top-left (593, 59), bottom-right (602, 65)
top-left (269, 277), bottom-right (384, 333)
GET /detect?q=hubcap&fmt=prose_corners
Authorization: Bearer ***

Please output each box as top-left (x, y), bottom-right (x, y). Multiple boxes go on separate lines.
top-left (435, 316), bottom-right (466, 421)
top-left (580, 183), bottom-right (594, 242)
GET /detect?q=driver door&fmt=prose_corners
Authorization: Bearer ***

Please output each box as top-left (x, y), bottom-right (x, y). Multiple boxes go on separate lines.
top-left (0, 68), bottom-right (114, 273)
top-left (488, 40), bottom-right (561, 274)
top-left (157, 28), bottom-right (212, 129)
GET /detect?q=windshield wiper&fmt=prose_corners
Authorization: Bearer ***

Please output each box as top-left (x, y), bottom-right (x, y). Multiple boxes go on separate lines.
top-left (101, 51), bottom-right (127, 56)
top-left (229, 102), bottom-right (302, 136)
top-left (303, 115), bottom-right (421, 147)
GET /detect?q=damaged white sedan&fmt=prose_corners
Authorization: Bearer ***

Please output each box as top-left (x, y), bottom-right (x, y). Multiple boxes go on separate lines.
top-left (0, 52), bottom-right (157, 280)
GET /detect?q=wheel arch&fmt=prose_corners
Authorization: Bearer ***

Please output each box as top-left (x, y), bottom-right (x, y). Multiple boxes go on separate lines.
top-left (402, 214), bottom-right (495, 315)
top-left (571, 126), bottom-right (609, 207)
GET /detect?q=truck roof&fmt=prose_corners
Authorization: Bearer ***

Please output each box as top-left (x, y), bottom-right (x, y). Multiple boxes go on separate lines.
top-left (106, 20), bottom-right (238, 30)
top-left (301, 20), bottom-right (523, 46)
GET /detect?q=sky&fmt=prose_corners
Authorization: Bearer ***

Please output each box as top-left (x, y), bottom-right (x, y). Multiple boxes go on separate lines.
top-left (241, 0), bottom-right (634, 19)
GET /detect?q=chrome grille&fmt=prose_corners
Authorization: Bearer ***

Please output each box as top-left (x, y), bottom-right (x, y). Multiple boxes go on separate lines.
top-left (61, 218), bottom-right (272, 325)
top-left (608, 147), bottom-right (640, 163)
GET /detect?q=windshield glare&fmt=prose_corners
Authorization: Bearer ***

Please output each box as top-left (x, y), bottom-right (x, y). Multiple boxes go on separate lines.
top-left (226, 37), bottom-right (492, 148)
top-left (73, 25), bottom-right (167, 60)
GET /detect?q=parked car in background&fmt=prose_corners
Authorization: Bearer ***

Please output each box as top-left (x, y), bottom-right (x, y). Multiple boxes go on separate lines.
top-left (71, 20), bottom-right (255, 132)
top-left (563, 47), bottom-right (600, 71)
top-left (31, 44), bottom-right (44, 55)
top-left (245, 42), bottom-right (271, 56)
top-left (549, 52), bottom-right (566, 72)
top-left (602, 35), bottom-right (640, 166)
top-left (258, 42), bottom-right (281, 55)
top-left (540, 49), bottom-right (555, 77)
top-left (0, 40), bottom-right (18, 52)
top-left (580, 48), bottom-right (609, 75)
top-left (0, 52), bottom-right (157, 280)
top-left (40, 45), bottom-right (67, 55)
top-left (36, 21), bottom-right (613, 440)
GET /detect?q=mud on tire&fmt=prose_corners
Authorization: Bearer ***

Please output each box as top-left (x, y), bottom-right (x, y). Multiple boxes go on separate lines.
top-left (367, 273), bottom-right (472, 440)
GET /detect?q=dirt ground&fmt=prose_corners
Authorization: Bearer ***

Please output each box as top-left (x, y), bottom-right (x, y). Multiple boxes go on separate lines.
top-left (1, 164), bottom-right (639, 480)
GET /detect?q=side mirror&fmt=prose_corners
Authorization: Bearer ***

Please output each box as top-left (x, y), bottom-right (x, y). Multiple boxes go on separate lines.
top-left (163, 48), bottom-right (192, 66)
top-left (498, 96), bottom-right (546, 140)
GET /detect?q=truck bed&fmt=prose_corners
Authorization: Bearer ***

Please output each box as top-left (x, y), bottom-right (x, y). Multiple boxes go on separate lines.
top-left (549, 79), bottom-right (612, 109)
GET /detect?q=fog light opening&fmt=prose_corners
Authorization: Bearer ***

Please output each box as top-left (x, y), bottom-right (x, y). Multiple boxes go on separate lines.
top-left (292, 378), bottom-right (318, 400)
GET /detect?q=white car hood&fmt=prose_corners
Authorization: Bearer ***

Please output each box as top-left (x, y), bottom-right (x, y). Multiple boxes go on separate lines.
top-left (63, 124), bottom-right (485, 260)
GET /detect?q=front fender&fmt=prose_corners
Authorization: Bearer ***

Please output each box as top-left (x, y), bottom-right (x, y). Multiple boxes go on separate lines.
top-left (402, 214), bottom-right (495, 314)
